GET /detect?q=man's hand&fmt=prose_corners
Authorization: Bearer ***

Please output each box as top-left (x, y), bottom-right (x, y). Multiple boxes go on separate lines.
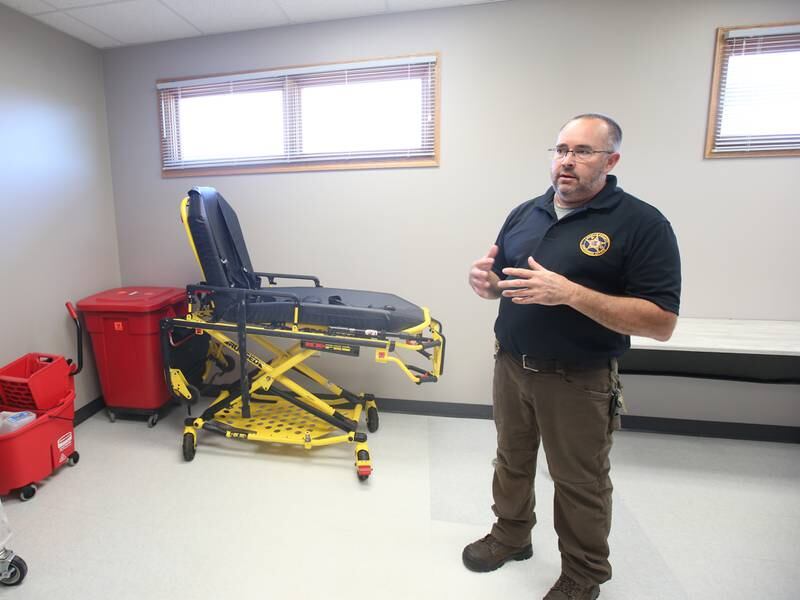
top-left (500, 256), bottom-right (677, 340)
top-left (499, 257), bottom-right (576, 305)
top-left (469, 245), bottom-right (501, 299)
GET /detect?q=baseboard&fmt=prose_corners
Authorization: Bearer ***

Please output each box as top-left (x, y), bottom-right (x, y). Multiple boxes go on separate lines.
top-left (377, 398), bottom-right (493, 420)
top-left (378, 399), bottom-right (799, 444)
top-left (71, 395), bottom-right (799, 443)
top-left (74, 396), bottom-right (104, 426)
top-left (620, 415), bottom-right (800, 444)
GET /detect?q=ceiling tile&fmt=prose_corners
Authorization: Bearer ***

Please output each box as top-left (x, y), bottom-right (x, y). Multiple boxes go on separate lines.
top-left (36, 10), bottom-right (122, 47)
top-left (386, 0), bottom-right (489, 10)
top-left (160, 0), bottom-right (289, 35)
top-left (3, 0), bottom-right (513, 49)
top-left (44, 0), bottom-right (114, 8)
top-left (276, 0), bottom-right (386, 24)
top-left (0, 0), bottom-right (56, 15)
top-left (66, 0), bottom-right (201, 45)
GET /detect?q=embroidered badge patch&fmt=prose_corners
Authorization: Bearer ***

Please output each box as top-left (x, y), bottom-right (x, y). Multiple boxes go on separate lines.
top-left (579, 232), bottom-right (611, 256)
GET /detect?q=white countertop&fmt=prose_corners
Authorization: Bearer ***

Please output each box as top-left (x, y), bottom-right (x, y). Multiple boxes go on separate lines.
top-left (630, 318), bottom-right (800, 356)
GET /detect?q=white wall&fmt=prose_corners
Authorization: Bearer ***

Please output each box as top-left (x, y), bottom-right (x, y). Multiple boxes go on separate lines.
top-left (0, 4), bottom-right (120, 410)
top-left (101, 0), bottom-right (800, 421)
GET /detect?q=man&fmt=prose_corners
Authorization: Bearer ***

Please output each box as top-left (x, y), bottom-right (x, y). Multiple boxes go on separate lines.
top-left (464, 114), bottom-right (681, 600)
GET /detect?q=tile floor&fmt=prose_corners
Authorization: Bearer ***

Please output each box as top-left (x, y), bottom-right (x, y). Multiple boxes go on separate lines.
top-left (2, 407), bottom-right (799, 599)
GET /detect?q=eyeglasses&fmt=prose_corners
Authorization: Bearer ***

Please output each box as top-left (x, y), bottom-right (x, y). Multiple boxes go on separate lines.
top-left (548, 146), bottom-right (614, 162)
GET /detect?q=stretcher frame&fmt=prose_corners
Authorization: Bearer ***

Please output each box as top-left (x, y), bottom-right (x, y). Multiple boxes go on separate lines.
top-left (162, 196), bottom-right (445, 480)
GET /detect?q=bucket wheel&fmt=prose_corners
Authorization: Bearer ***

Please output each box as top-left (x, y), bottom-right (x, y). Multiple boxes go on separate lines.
top-left (19, 484), bottom-right (36, 502)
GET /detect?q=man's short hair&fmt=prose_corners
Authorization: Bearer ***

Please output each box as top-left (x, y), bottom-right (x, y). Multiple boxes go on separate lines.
top-left (563, 113), bottom-right (622, 151)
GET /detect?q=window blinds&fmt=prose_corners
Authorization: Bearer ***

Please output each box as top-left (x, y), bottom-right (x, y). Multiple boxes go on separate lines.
top-left (157, 55), bottom-right (439, 174)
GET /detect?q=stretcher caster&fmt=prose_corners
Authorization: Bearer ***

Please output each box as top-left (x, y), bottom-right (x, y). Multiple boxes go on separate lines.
top-left (366, 406), bottom-right (379, 433)
top-left (182, 432), bottom-right (197, 462)
top-left (147, 414), bottom-right (159, 428)
top-left (107, 408), bottom-right (116, 423)
top-left (355, 448), bottom-right (372, 482)
top-left (67, 451), bottom-right (80, 466)
top-left (0, 555), bottom-right (27, 586)
top-left (19, 485), bottom-right (36, 502)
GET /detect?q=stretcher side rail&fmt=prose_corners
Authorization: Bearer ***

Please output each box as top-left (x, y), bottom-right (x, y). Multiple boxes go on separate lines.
top-left (161, 315), bottom-right (444, 379)
top-left (184, 283), bottom-right (445, 355)
top-left (164, 316), bottom-right (438, 350)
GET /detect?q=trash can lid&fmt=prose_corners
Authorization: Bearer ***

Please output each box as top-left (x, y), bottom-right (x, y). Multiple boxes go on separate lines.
top-left (77, 287), bottom-right (186, 313)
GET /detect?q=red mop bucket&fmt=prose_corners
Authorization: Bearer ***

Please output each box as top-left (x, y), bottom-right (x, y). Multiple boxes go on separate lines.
top-left (0, 304), bottom-right (83, 500)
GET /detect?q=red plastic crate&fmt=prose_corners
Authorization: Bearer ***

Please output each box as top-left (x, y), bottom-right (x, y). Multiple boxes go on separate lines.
top-left (0, 354), bottom-right (74, 411)
top-left (0, 391), bottom-right (76, 497)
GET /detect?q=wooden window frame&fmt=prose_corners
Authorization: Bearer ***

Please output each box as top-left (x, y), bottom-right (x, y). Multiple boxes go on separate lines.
top-left (705, 22), bottom-right (800, 159)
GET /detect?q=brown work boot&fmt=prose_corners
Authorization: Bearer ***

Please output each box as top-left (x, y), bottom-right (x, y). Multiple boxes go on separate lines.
top-left (462, 534), bottom-right (533, 572)
top-left (543, 573), bottom-right (600, 600)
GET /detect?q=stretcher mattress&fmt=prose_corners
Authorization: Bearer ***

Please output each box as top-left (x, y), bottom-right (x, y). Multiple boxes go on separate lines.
top-left (216, 288), bottom-right (424, 331)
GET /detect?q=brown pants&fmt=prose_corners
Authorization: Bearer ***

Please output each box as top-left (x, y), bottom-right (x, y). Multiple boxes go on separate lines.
top-left (490, 350), bottom-right (620, 586)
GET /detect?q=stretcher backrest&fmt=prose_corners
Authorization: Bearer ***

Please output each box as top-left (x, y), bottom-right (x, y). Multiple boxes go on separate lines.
top-left (186, 187), bottom-right (260, 290)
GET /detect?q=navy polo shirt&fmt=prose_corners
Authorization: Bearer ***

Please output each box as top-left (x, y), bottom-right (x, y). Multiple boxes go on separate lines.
top-left (493, 175), bottom-right (681, 362)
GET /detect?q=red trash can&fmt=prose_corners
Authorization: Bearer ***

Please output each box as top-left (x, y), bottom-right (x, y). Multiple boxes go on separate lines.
top-left (77, 287), bottom-right (187, 426)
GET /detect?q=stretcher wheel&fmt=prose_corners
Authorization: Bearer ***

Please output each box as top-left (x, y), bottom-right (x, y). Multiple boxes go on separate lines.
top-left (147, 414), bottom-right (159, 428)
top-left (107, 408), bottom-right (116, 423)
top-left (19, 485), bottom-right (36, 502)
top-left (68, 452), bottom-right (80, 466)
top-left (182, 432), bottom-right (196, 462)
top-left (366, 406), bottom-right (379, 433)
top-left (1, 555), bottom-right (27, 586)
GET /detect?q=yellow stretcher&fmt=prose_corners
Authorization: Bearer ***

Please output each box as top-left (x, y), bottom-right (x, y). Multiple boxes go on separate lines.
top-left (161, 187), bottom-right (445, 480)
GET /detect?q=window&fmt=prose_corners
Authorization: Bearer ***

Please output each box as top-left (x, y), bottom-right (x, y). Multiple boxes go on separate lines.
top-left (157, 55), bottom-right (439, 176)
top-left (705, 23), bottom-right (800, 158)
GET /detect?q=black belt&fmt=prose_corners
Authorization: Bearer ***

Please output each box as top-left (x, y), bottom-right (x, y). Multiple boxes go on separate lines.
top-left (502, 350), bottom-right (611, 373)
